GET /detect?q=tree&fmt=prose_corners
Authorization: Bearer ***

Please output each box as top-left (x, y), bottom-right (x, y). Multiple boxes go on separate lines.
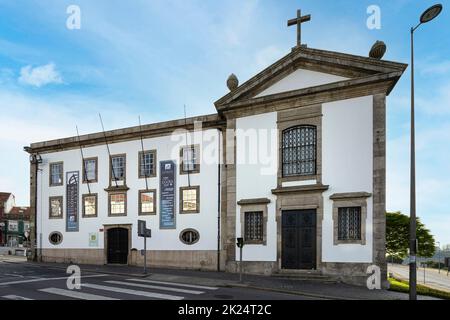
top-left (386, 211), bottom-right (435, 260)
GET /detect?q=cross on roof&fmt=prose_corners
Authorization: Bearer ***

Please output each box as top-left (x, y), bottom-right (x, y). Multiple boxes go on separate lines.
top-left (287, 9), bottom-right (311, 47)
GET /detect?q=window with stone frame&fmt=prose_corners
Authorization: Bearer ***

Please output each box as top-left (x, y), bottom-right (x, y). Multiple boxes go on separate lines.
top-left (49, 196), bottom-right (63, 219)
top-left (83, 158), bottom-right (98, 183)
top-left (49, 162), bottom-right (63, 186)
top-left (139, 190), bottom-right (156, 215)
top-left (111, 155), bottom-right (126, 182)
top-left (139, 150), bottom-right (156, 178)
top-left (180, 145), bottom-right (200, 174)
top-left (244, 211), bottom-right (264, 242)
top-left (82, 194), bottom-right (97, 218)
top-left (109, 192), bottom-right (126, 216)
top-left (338, 207), bottom-right (362, 241)
top-left (180, 186), bottom-right (200, 213)
top-left (282, 125), bottom-right (316, 177)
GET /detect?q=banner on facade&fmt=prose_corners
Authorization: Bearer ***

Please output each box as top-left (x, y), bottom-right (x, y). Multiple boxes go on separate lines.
top-left (159, 160), bottom-right (176, 229)
top-left (66, 171), bottom-right (79, 232)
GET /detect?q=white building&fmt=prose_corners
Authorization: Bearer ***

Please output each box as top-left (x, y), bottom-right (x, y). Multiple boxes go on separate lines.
top-left (25, 45), bottom-right (406, 286)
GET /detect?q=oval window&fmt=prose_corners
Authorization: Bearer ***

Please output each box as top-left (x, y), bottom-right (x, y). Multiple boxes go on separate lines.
top-left (49, 232), bottom-right (63, 245)
top-left (180, 229), bottom-right (200, 245)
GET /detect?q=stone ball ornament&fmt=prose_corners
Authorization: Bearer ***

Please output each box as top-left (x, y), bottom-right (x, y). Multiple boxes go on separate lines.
top-left (227, 73), bottom-right (239, 91)
top-left (369, 40), bottom-right (387, 60)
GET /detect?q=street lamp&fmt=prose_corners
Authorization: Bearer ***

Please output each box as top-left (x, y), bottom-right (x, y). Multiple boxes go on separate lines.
top-left (437, 241), bottom-right (441, 274)
top-left (409, 3), bottom-right (443, 301)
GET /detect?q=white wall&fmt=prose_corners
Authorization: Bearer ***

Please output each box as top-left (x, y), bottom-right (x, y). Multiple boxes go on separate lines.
top-left (321, 96), bottom-right (374, 263)
top-left (254, 69), bottom-right (347, 98)
top-left (235, 112), bottom-right (278, 261)
top-left (37, 129), bottom-right (221, 252)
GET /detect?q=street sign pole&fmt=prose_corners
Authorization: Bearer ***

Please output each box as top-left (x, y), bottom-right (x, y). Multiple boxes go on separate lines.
top-left (144, 235), bottom-right (147, 274)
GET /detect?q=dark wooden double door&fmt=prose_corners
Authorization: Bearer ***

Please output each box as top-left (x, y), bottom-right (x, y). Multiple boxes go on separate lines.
top-left (281, 210), bottom-right (316, 270)
top-left (107, 228), bottom-right (129, 264)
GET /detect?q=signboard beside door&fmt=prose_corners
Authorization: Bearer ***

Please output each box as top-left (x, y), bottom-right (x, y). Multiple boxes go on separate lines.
top-left (159, 160), bottom-right (176, 229)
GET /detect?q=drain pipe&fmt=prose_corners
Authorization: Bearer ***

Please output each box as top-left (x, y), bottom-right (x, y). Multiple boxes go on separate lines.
top-left (217, 128), bottom-right (222, 272)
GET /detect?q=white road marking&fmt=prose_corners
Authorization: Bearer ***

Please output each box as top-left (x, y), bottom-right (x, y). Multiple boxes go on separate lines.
top-left (106, 280), bottom-right (204, 295)
top-left (82, 283), bottom-right (184, 300)
top-left (127, 278), bottom-right (218, 290)
top-left (4, 273), bottom-right (25, 278)
top-left (39, 287), bottom-right (118, 300)
top-left (0, 274), bottom-right (109, 286)
top-left (2, 295), bottom-right (33, 300)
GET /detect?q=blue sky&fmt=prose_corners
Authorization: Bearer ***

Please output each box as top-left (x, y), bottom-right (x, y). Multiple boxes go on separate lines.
top-left (0, 1), bottom-right (449, 244)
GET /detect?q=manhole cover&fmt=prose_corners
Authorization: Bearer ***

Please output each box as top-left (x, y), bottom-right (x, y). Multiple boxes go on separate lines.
top-left (214, 294), bottom-right (234, 299)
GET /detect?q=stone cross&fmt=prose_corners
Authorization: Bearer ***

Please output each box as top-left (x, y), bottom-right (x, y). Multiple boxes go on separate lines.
top-left (287, 9), bottom-right (311, 47)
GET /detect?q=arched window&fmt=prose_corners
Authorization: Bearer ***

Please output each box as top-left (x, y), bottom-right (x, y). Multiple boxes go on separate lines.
top-left (282, 125), bottom-right (317, 177)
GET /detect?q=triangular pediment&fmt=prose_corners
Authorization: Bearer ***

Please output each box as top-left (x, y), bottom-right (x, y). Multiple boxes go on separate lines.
top-left (254, 68), bottom-right (348, 98)
top-left (214, 46), bottom-right (407, 112)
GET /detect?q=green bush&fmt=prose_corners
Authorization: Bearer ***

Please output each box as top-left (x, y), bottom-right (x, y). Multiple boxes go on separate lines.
top-left (388, 277), bottom-right (450, 300)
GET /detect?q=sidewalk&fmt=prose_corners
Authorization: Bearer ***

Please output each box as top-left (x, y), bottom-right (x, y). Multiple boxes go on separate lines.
top-left (23, 261), bottom-right (438, 300)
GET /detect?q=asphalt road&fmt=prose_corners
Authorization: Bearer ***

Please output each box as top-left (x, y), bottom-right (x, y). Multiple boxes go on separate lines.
top-left (0, 259), bottom-right (315, 300)
top-left (388, 263), bottom-right (450, 292)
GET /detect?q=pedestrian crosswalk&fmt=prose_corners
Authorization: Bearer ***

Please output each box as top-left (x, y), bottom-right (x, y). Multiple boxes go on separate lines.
top-left (1, 277), bottom-right (218, 300)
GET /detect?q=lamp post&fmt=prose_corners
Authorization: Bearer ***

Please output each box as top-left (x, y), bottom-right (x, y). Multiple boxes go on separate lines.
top-left (28, 153), bottom-right (42, 262)
top-left (437, 241), bottom-right (441, 274)
top-left (409, 3), bottom-right (443, 301)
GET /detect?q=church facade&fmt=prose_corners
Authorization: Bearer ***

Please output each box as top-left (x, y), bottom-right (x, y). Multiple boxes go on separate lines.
top-left (25, 43), bottom-right (406, 286)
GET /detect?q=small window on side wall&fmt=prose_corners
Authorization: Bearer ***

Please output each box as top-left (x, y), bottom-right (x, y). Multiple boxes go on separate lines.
top-left (109, 192), bottom-right (126, 216)
top-left (82, 193), bottom-right (98, 218)
top-left (49, 232), bottom-right (63, 245)
top-left (139, 150), bottom-right (157, 178)
top-left (180, 145), bottom-right (200, 174)
top-left (49, 196), bottom-right (63, 219)
top-left (49, 162), bottom-right (63, 186)
top-left (338, 207), bottom-right (362, 241)
top-left (244, 211), bottom-right (264, 242)
top-left (180, 186), bottom-right (200, 214)
top-left (139, 190), bottom-right (156, 215)
top-left (83, 158), bottom-right (98, 183)
top-left (180, 229), bottom-right (200, 245)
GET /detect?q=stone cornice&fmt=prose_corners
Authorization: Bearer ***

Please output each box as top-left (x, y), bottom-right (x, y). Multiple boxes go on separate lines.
top-left (271, 184), bottom-right (329, 194)
top-left (25, 114), bottom-right (225, 154)
top-left (219, 71), bottom-right (402, 113)
top-left (329, 192), bottom-right (372, 200)
top-left (237, 198), bottom-right (271, 205)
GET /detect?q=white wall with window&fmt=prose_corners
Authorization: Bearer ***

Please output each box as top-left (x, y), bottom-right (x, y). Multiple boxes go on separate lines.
top-left (322, 96), bottom-right (373, 263)
top-left (36, 129), bottom-right (222, 252)
top-left (235, 112), bottom-right (278, 262)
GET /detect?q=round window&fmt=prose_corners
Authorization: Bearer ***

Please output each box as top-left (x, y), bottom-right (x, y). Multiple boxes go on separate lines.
top-left (180, 229), bottom-right (200, 245)
top-left (49, 232), bottom-right (63, 245)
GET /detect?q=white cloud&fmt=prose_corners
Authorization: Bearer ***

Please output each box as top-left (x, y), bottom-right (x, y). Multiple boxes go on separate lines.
top-left (255, 45), bottom-right (284, 70)
top-left (420, 60), bottom-right (450, 75)
top-left (18, 63), bottom-right (62, 87)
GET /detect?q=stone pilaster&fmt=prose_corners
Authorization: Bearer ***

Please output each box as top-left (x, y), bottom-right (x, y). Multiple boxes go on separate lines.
top-left (373, 93), bottom-right (387, 288)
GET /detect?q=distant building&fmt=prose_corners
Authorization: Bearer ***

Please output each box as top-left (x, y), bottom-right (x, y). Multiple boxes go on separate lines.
top-left (4, 206), bottom-right (31, 247)
top-left (0, 193), bottom-right (15, 246)
top-left (0, 193), bottom-right (30, 247)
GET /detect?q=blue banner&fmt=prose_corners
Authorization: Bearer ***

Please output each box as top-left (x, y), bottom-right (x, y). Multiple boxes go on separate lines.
top-left (66, 171), bottom-right (79, 232)
top-left (160, 160), bottom-right (176, 229)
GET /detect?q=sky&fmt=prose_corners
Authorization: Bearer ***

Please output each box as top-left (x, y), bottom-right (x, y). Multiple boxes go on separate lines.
top-left (0, 0), bottom-right (449, 244)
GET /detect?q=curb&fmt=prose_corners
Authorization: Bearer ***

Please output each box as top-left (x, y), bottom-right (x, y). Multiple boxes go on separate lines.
top-left (227, 283), bottom-right (353, 300)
